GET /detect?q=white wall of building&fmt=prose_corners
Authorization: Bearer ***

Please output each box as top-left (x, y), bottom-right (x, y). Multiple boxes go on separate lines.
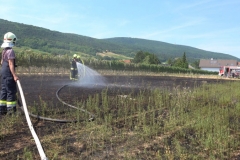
top-left (201, 68), bottom-right (219, 72)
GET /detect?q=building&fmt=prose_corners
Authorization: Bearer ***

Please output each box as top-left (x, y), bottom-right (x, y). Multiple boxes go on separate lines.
top-left (199, 59), bottom-right (238, 72)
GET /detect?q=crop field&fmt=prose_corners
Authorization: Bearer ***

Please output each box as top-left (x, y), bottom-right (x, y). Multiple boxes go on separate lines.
top-left (0, 71), bottom-right (240, 159)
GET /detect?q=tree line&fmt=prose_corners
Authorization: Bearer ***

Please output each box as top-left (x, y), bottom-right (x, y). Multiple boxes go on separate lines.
top-left (131, 51), bottom-right (199, 69)
top-left (15, 50), bottom-right (215, 75)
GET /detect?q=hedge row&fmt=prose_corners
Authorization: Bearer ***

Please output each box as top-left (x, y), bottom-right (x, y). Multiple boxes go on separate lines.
top-left (16, 52), bottom-right (217, 75)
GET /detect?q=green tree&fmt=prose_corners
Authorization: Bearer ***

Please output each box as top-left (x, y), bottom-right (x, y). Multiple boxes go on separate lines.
top-left (173, 58), bottom-right (183, 68)
top-left (142, 55), bottom-right (150, 64)
top-left (132, 51), bottom-right (160, 65)
top-left (191, 60), bottom-right (200, 69)
top-left (172, 52), bottom-right (188, 69)
top-left (149, 54), bottom-right (160, 64)
top-left (167, 58), bottom-right (173, 66)
top-left (182, 52), bottom-right (188, 69)
top-left (132, 51), bottom-right (146, 63)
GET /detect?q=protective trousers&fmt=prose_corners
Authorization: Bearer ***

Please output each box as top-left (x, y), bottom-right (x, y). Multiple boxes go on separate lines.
top-left (0, 60), bottom-right (17, 115)
top-left (70, 59), bottom-right (78, 80)
top-left (70, 68), bottom-right (78, 80)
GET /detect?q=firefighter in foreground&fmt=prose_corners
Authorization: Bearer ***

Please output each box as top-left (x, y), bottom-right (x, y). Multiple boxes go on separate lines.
top-left (70, 54), bottom-right (78, 80)
top-left (0, 32), bottom-right (19, 115)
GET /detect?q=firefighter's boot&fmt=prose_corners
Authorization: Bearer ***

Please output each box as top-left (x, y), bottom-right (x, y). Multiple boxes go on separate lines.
top-left (7, 106), bottom-right (16, 115)
top-left (0, 106), bottom-right (7, 115)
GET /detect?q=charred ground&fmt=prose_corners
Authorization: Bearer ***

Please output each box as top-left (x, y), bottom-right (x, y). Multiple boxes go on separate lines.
top-left (0, 74), bottom-right (234, 159)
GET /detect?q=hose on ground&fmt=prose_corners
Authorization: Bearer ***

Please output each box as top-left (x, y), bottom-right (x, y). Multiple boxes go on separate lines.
top-left (56, 85), bottom-right (95, 121)
top-left (17, 84), bottom-right (95, 123)
top-left (17, 80), bottom-right (48, 160)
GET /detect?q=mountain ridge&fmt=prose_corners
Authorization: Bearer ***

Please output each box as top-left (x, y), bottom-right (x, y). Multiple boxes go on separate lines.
top-left (0, 19), bottom-right (238, 62)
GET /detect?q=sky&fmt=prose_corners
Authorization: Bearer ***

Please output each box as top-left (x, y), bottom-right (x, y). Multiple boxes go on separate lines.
top-left (0, 0), bottom-right (240, 58)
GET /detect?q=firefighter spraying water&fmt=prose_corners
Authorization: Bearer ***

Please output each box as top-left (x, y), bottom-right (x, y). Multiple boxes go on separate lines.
top-left (70, 54), bottom-right (106, 86)
top-left (70, 54), bottom-right (78, 80)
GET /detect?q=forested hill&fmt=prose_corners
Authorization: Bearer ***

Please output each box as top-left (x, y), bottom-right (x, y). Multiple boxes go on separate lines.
top-left (104, 37), bottom-right (239, 61)
top-left (0, 19), bottom-right (238, 62)
top-left (0, 19), bottom-right (126, 56)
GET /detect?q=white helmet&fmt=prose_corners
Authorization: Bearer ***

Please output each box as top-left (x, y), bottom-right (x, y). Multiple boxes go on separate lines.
top-left (1, 32), bottom-right (17, 48)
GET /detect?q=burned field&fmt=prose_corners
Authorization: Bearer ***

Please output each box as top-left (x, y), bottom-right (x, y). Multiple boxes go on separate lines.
top-left (1, 74), bottom-right (239, 159)
top-left (16, 74), bottom-right (223, 110)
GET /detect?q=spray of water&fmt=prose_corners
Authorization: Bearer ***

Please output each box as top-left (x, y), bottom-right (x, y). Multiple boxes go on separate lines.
top-left (73, 62), bottom-right (107, 87)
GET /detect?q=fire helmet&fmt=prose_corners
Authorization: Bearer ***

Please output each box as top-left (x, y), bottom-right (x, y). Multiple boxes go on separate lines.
top-left (73, 54), bottom-right (77, 58)
top-left (1, 32), bottom-right (17, 48)
top-left (4, 32), bottom-right (17, 43)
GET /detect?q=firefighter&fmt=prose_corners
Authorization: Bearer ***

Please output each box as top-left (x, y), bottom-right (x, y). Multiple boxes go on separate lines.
top-left (0, 32), bottom-right (19, 115)
top-left (70, 54), bottom-right (78, 80)
top-left (75, 55), bottom-right (80, 78)
top-left (76, 55), bottom-right (83, 78)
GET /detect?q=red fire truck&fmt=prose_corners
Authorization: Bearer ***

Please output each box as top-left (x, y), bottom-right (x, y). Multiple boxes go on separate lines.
top-left (219, 66), bottom-right (240, 78)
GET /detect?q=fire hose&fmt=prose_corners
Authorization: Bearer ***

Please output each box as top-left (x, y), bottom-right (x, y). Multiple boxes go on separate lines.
top-left (17, 80), bottom-right (48, 160)
top-left (17, 85), bottom-right (95, 123)
top-left (56, 85), bottom-right (95, 121)
top-left (17, 81), bottom-right (95, 160)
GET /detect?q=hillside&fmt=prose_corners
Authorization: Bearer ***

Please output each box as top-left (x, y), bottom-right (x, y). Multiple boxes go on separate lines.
top-left (103, 37), bottom-right (239, 61)
top-left (0, 19), bottom-right (239, 62)
top-left (0, 19), bottom-right (125, 56)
